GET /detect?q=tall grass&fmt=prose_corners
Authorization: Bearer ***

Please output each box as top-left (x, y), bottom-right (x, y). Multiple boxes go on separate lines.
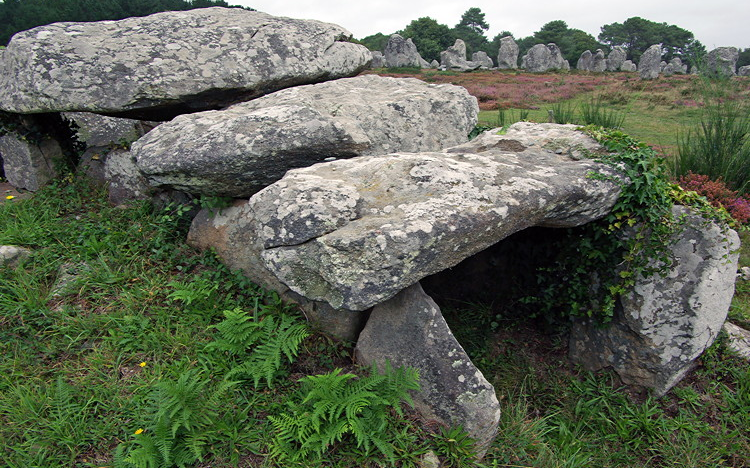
top-left (580, 96), bottom-right (626, 129)
top-left (674, 98), bottom-right (750, 193)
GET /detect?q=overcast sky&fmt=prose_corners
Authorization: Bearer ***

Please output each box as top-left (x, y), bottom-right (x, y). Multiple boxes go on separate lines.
top-left (234, 0), bottom-right (748, 50)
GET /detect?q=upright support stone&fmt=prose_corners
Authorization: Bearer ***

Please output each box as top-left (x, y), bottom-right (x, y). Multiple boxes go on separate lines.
top-left (0, 133), bottom-right (63, 191)
top-left (570, 206), bottom-right (740, 395)
top-left (356, 282), bottom-right (500, 455)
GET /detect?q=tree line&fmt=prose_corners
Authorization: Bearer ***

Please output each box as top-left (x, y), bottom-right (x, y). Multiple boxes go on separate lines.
top-left (0, 0), bottom-right (249, 46)
top-left (358, 8), bottom-right (750, 69)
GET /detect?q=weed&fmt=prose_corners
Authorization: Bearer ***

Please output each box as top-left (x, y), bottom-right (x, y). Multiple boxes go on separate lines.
top-left (580, 96), bottom-right (626, 129)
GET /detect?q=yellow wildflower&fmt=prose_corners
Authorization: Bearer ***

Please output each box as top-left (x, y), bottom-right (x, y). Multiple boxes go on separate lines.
top-left (5, 195), bottom-right (14, 200)
top-left (134, 428), bottom-right (144, 435)
top-left (139, 361), bottom-right (147, 368)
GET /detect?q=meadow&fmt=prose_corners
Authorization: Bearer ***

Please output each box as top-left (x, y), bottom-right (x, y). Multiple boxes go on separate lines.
top-left (1, 69), bottom-right (750, 467)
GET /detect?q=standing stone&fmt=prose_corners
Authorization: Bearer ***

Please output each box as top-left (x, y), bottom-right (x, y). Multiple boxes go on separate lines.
top-left (660, 61), bottom-right (668, 72)
top-left (0, 133), bottom-right (63, 191)
top-left (739, 65), bottom-right (750, 77)
top-left (133, 75), bottom-right (478, 197)
top-left (523, 44), bottom-right (552, 72)
top-left (472, 51), bottom-right (494, 69)
top-left (0, 8), bottom-right (371, 120)
top-left (370, 51), bottom-right (385, 68)
top-left (430, 59), bottom-right (440, 68)
top-left (383, 34), bottom-right (429, 68)
top-left (356, 283), bottom-right (501, 455)
top-left (590, 49), bottom-right (607, 72)
top-left (548, 43), bottom-right (569, 70)
top-left (606, 46), bottom-right (627, 71)
top-left (570, 206), bottom-right (740, 396)
top-left (440, 39), bottom-right (482, 71)
top-left (577, 50), bottom-right (593, 71)
top-left (496, 36), bottom-right (519, 69)
top-left (639, 44), bottom-right (662, 79)
top-left (621, 60), bottom-right (637, 72)
top-left (705, 47), bottom-right (739, 76)
top-left (670, 57), bottom-right (688, 74)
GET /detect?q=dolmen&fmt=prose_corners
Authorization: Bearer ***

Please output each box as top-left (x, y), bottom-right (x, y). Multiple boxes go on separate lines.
top-left (0, 7), bottom-right (741, 457)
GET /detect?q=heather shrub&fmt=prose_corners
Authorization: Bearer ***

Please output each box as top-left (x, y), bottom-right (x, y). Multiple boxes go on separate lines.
top-left (678, 172), bottom-right (750, 224)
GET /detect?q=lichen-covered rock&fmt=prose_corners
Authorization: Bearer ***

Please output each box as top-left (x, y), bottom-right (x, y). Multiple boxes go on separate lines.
top-left (639, 44), bottom-right (662, 79)
top-left (383, 34), bottom-right (429, 68)
top-left (497, 36), bottom-right (518, 69)
top-left (704, 47), bottom-right (739, 77)
top-left (0, 133), bottom-right (63, 191)
top-left (577, 50), bottom-right (593, 71)
top-left (0, 245), bottom-right (32, 267)
top-left (590, 49), bottom-right (607, 72)
top-left (723, 322), bottom-right (750, 360)
top-left (187, 201), bottom-right (369, 341)
top-left (621, 60), bottom-right (637, 72)
top-left (243, 123), bottom-right (622, 311)
top-left (738, 65), bottom-right (750, 77)
top-left (0, 7), bottom-right (371, 120)
top-left (570, 206), bottom-right (740, 395)
top-left (356, 283), bottom-right (500, 455)
top-left (606, 46), bottom-right (627, 71)
top-left (440, 39), bottom-right (482, 71)
top-left (523, 43), bottom-right (567, 72)
top-left (132, 75), bottom-right (478, 197)
top-left (370, 50), bottom-right (385, 68)
top-left (104, 149), bottom-right (152, 205)
top-left (63, 112), bottom-right (153, 148)
top-left (471, 51), bottom-right (494, 69)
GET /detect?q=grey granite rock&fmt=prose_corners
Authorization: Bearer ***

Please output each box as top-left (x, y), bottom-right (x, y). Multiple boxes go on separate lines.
top-left (0, 7), bottom-right (371, 120)
top-left (590, 49), bottom-right (607, 72)
top-left (62, 112), bottom-right (152, 148)
top-left (472, 51), bottom-right (494, 69)
top-left (440, 39), bottom-right (482, 71)
top-left (383, 34), bottom-right (429, 68)
top-left (0, 133), bottom-right (63, 191)
top-left (723, 322), bottom-right (750, 360)
top-left (523, 43), bottom-right (567, 72)
top-left (621, 60), bottom-right (637, 72)
top-left (356, 282), bottom-right (501, 455)
top-left (496, 36), bottom-right (519, 69)
top-left (132, 75), bottom-right (478, 197)
top-left (606, 46), bottom-right (627, 71)
top-left (577, 50), bottom-right (593, 71)
top-left (570, 206), bottom-right (740, 395)
top-left (738, 65), bottom-right (750, 77)
top-left (0, 245), bottom-right (32, 267)
top-left (639, 44), bottom-right (662, 80)
top-left (370, 50), bottom-right (385, 68)
top-left (705, 47), bottom-right (739, 77)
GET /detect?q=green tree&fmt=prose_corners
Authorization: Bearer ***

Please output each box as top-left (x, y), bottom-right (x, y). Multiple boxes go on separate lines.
top-left (399, 16), bottom-right (455, 63)
top-left (453, 7), bottom-right (491, 57)
top-left (358, 32), bottom-right (390, 52)
top-left (598, 17), bottom-right (700, 64)
top-left (519, 20), bottom-right (604, 67)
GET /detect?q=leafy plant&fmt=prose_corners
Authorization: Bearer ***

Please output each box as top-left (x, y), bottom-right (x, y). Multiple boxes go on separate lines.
top-left (115, 369), bottom-right (239, 468)
top-left (678, 172), bottom-right (750, 224)
top-left (211, 305), bottom-right (310, 388)
top-left (430, 425), bottom-right (478, 467)
top-left (268, 363), bottom-right (420, 462)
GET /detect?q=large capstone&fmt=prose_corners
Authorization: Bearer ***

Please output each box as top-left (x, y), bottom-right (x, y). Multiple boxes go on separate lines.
top-left (132, 75), bottom-right (478, 197)
top-left (356, 282), bottom-right (501, 455)
top-left (191, 123), bottom-right (623, 312)
top-left (570, 206), bottom-right (740, 395)
top-left (0, 7), bottom-right (371, 120)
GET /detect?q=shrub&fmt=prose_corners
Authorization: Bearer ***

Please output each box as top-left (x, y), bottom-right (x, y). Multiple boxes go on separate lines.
top-left (678, 172), bottom-right (750, 224)
top-left (580, 96), bottom-right (625, 129)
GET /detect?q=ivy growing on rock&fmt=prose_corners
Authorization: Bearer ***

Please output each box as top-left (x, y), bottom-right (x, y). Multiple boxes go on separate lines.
top-left (526, 126), bottom-right (733, 323)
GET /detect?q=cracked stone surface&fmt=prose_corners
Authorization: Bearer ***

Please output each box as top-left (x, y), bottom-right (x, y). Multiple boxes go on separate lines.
top-left (355, 282), bottom-right (500, 455)
top-left (0, 133), bottom-right (63, 191)
top-left (570, 206), bottom-right (740, 395)
top-left (188, 123), bottom-right (623, 313)
top-left (0, 7), bottom-right (371, 120)
top-left (133, 75), bottom-right (478, 197)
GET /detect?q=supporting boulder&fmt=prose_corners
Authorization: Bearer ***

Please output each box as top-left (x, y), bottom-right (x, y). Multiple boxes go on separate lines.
top-left (570, 206), bottom-right (740, 395)
top-left (0, 132), bottom-right (63, 191)
top-left (356, 282), bottom-right (501, 455)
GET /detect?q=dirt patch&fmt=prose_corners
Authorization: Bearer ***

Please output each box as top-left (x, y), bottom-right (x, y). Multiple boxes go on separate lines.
top-left (0, 182), bottom-right (31, 204)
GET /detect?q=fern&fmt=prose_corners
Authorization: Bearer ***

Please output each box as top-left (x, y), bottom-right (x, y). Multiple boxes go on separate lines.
top-left (212, 307), bottom-right (309, 388)
top-left (117, 369), bottom-right (239, 468)
top-left (269, 363), bottom-right (420, 462)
